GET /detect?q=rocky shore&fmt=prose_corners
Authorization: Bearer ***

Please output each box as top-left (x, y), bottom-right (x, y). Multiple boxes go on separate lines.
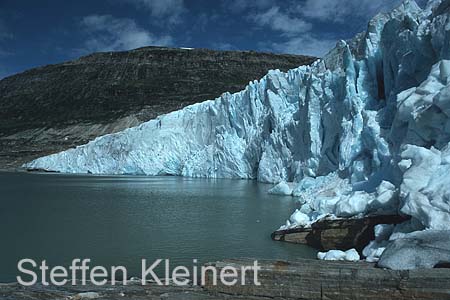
top-left (2, 259), bottom-right (450, 300)
top-left (271, 215), bottom-right (408, 253)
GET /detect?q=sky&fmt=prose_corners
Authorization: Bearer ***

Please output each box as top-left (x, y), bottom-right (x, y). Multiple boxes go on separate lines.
top-left (0, 0), bottom-right (428, 79)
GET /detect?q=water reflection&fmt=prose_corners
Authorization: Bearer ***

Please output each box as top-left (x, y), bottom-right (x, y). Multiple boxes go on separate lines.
top-left (0, 172), bottom-right (315, 282)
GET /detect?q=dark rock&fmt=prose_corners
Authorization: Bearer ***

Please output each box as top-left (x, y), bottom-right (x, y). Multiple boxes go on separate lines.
top-left (204, 258), bottom-right (450, 300)
top-left (271, 215), bottom-right (409, 253)
top-left (0, 47), bottom-right (315, 169)
top-left (0, 281), bottom-right (231, 300)
top-left (3, 258), bottom-right (450, 300)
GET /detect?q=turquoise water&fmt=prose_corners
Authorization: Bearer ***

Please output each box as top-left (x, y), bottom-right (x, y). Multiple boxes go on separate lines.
top-left (0, 172), bottom-right (315, 282)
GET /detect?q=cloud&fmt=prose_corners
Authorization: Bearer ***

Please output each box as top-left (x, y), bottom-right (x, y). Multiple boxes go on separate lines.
top-left (243, 0), bottom-right (405, 57)
top-left (77, 15), bottom-right (173, 54)
top-left (298, 0), bottom-right (405, 23)
top-left (268, 35), bottom-right (337, 57)
top-left (243, 4), bottom-right (332, 56)
top-left (249, 6), bottom-right (312, 36)
top-left (257, 0), bottom-right (419, 57)
top-left (125, 0), bottom-right (185, 24)
top-left (226, 0), bottom-right (272, 13)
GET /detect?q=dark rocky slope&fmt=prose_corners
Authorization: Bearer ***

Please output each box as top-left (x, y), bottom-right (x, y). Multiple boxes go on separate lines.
top-left (0, 47), bottom-right (315, 169)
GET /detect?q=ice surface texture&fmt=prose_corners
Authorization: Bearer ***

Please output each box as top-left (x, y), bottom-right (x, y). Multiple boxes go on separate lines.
top-left (26, 1), bottom-right (438, 184)
top-left (25, 0), bottom-right (450, 268)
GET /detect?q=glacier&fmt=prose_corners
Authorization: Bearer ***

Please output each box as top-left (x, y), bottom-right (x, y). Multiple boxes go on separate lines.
top-left (26, 0), bottom-right (450, 269)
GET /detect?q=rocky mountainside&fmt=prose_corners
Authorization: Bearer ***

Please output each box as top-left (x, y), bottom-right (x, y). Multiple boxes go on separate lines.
top-left (0, 47), bottom-right (315, 168)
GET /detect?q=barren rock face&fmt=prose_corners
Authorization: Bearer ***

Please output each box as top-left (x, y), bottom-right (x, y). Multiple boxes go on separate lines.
top-left (0, 47), bottom-right (315, 168)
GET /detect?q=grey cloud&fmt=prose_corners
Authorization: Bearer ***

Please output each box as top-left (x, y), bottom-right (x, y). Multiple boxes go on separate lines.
top-left (249, 6), bottom-right (312, 36)
top-left (268, 35), bottom-right (337, 57)
top-left (126, 0), bottom-right (186, 24)
top-left (226, 0), bottom-right (272, 13)
top-left (298, 0), bottom-right (405, 23)
top-left (77, 15), bottom-right (173, 54)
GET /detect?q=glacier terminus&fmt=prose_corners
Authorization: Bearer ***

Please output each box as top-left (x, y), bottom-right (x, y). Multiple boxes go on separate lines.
top-left (25, 0), bottom-right (450, 269)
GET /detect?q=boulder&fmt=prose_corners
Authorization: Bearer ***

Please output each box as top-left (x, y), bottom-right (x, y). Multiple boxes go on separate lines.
top-left (272, 215), bottom-right (408, 253)
top-left (378, 230), bottom-right (450, 270)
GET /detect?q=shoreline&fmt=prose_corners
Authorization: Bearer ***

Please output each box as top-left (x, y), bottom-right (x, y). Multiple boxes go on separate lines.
top-left (3, 258), bottom-right (450, 300)
top-left (0, 167), bottom-right (25, 173)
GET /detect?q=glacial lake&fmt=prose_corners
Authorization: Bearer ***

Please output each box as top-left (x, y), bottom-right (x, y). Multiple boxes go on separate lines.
top-left (0, 171), bottom-right (316, 282)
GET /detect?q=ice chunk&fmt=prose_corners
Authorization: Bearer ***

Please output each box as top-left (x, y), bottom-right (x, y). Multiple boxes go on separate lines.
top-left (292, 177), bottom-right (317, 197)
top-left (362, 224), bottom-right (394, 262)
top-left (363, 240), bottom-right (388, 263)
top-left (289, 210), bottom-right (310, 227)
top-left (318, 249), bottom-right (360, 261)
top-left (335, 191), bottom-right (373, 217)
top-left (399, 144), bottom-right (450, 230)
top-left (317, 250), bottom-right (346, 261)
top-left (389, 218), bottom-right (425, 240)
top-left (374, 224), bottom-right (395, 242)
top-left (369, 181), bottom-right (398, 212)
top-left (378, 230), bottom-right (450, 270)
top-left (268, 181), bottom-right (292, 196)
top-left (344, 249), bottom-right (361, 261)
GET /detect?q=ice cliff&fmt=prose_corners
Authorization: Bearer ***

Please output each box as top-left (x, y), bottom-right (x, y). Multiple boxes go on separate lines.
top-left (26, 0), bottom-right (450, 269)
